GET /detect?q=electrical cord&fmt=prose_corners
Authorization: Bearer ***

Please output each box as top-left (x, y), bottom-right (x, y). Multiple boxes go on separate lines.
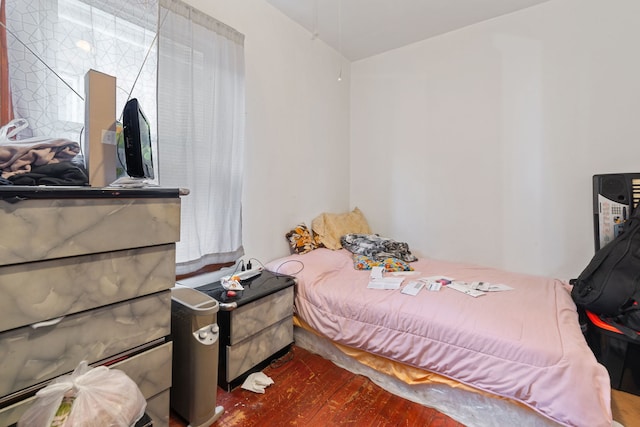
top-left (274, 259), bottom-right (305, 276)
top-left (269, 348), bottom-right (295, 369)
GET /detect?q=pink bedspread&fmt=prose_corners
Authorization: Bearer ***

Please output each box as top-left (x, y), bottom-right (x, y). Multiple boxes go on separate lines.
top-left (266, 248), bottom-right (612, 427)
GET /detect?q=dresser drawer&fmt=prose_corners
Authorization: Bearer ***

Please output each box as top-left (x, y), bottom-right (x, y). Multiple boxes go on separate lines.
top-left (0, 197), bottom-right (180, 266)
top-left (0, 342), bottom-right (172, 427)
top-left (0, 399), bottom-right (23, 427)
top-left (0, 291), bottom-right (171, 398)
top-left (146, 389), bottom-right (170, 427)
top-left (0, 245), bottom-right (175, 332)
top-left (229, 287), bottom-right (293, 345)
top-left (113, 341), bottom-right (172, 400)
top-left (110, 341), bottom-right (172, 427)
top-left (226, 317), bottom-right (293, 381)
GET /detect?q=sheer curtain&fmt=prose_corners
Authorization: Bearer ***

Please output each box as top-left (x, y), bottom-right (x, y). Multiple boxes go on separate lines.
top-left (157, 0), bottom-right (245, 275)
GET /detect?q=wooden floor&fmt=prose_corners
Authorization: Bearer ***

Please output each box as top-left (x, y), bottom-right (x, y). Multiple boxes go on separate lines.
top-left (611, 389), bottom-right (640, 427)
top-left (169, 345), bottom-right (640, 427)
top-left (169, 346), bottom-right (464, 427)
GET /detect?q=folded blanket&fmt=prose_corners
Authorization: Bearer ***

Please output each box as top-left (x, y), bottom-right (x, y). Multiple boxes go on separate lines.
top-left (340, 233), bottom-right (417, 262)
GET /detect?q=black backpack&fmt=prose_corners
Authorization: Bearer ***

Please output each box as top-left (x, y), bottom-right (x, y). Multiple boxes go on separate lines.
top-left (571, 207), bottom-right (640, 339)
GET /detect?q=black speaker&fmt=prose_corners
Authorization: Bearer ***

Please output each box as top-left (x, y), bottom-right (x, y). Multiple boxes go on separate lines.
top-left (598, 175), bottom-right (630, 204)
top-left (593, 173), bottom-right (640, 251)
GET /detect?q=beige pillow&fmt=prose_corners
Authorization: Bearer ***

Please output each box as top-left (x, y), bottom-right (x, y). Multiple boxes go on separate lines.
top-left (311, 207), bottom-right (371, 250)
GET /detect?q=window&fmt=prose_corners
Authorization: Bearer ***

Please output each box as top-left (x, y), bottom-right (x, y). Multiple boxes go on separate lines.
top-left (5, 0), bottom-right (158, 147)
top-left (157, 0), bottom-right (245, 274)
top-left (3, 0), bottom-right (245, 274)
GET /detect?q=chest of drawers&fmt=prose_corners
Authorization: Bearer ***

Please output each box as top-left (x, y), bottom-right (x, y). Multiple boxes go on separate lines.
top-left (0, 187), bottom-right (181, 426)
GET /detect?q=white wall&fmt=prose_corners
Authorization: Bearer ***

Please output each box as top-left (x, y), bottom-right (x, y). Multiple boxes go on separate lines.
top-left (350, 0), bottom-right (640, 279)
top-left (184, 0), bottom-right (351, 264)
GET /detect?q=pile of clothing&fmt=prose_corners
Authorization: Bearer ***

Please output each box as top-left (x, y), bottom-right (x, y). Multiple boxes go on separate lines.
top-left (0, 118), bottom-right (88, 186)
top-left (340, 233), bottom-right (418, 263)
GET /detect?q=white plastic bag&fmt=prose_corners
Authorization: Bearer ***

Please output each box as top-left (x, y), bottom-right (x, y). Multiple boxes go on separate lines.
top-left (18, 361), bottom-right (146, 427)
top-left (0, 118), bottom-right (29, 142)
top-left (0, 117), bottom-right (79, 146)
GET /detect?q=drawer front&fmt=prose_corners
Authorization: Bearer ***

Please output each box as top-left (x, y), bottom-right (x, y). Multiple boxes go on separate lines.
top-left (0, 245), bottom-right (175, 332)
top-left (0, 398), bottom-right (24, 427)
top-left (0, 395), bottom-right (169, 427)
top-left (0, 342), bottom-right (172, 427)
top-left (113, 341), bottom-right (172, 400)
top-left (0, 291), bottom-right (170, 398)
top-left (146, 389), bottom-right (170, 427)
top-left (0, 197), bottom-right (180, 266)
top-left (230, 286), bottom-right (293, 345)
top-left (226, 317), bottom-right (293, 381)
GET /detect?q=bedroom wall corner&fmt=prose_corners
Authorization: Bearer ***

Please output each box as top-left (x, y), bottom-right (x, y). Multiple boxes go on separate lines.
top-left (349, 0), bottom-right (640, 279)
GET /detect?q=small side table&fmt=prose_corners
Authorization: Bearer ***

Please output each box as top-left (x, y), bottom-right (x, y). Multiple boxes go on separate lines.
top-left (196, 270), bottom-right (295, 390)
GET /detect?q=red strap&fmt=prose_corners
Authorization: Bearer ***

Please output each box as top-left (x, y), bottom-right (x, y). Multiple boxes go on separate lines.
top-left (586, 310), bottom-right (623, 334)
top-left (586, 310), bottom-right (640, 335)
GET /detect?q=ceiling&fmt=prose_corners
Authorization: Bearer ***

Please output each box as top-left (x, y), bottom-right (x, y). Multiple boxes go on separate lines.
top-left (264, 0), bottom-right (551, 61)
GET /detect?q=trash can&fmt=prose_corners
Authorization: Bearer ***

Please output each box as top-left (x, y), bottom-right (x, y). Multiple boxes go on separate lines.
top-left (171, 286), bottom-right (224, 426)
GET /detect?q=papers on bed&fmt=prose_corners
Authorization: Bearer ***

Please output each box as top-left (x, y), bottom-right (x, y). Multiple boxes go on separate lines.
top-left (367, 277), bottom-right (405, 289)
top-left (401, 281), bottom-right (425, 295)
top-left (368, 267), bottom-right (404, 289)
top-left (447, 281), bottom-right (513, 297)
top-left (367, 267), bottom-right (514, 297)
top-left (269, 248), bottom-right (613, 426)
top-left (447, 282), bottom-right (485, 297)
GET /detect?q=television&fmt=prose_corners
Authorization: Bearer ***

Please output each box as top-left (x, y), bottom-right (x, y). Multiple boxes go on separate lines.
top-left (122, 98), bottom-right (154, 179)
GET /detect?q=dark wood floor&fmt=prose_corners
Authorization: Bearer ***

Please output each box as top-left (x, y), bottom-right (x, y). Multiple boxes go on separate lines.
top-left (170, 345), bottom-right (640, 426)
top-left (169, 346), bottom-right (464, 426)
top-left (611, 389), bottom-right (640, 427)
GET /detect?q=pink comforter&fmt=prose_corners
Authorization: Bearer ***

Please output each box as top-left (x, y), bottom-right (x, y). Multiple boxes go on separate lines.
top-left (267, 248), bottom-right (612, 427)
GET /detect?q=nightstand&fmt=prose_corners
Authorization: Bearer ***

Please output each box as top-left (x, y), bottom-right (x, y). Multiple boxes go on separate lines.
top-left (196, 270), bottom-right (295, 390)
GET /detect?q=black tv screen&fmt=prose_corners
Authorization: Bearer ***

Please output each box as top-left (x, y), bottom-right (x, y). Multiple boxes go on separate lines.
top-left (122, 98), bottom-right (154, 179)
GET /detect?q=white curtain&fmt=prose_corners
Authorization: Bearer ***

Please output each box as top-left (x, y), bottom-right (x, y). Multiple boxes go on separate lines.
top-left (157, 0), bottom-right (245, 274)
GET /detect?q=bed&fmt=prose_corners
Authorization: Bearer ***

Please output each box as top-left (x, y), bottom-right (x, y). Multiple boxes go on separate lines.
top-left (265, 227), bottom-right (613, 427)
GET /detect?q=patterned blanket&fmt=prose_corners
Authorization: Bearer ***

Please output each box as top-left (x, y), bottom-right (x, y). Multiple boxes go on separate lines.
top-left (340, 233), bottom-right (417, 262)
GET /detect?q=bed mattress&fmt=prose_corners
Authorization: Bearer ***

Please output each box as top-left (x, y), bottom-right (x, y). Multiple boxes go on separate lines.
top-left (266, 248), bottom-right (612, 427)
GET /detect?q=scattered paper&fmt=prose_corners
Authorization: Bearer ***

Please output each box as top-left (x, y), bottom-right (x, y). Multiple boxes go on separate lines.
top-left (367, 277), bottom-right (404, 290)
top-left (446, 281), bottom-right (513, 297)
top-left (391, 271), bottom-right (420, 276)
top-left (447, 282), bottom-right (486, 297)
top-left (470, 281), bottom-right (513, 292)
top-left (425, 281), bottom-right (442, 292)
top-left (421, 276), bottom-right (454, 285)
top-left (370, 266), bottom-right (385, 280)
top-left (412, 276), bottom-right (453, 292)
top-left (401, 281), bottom-right (425, 296)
